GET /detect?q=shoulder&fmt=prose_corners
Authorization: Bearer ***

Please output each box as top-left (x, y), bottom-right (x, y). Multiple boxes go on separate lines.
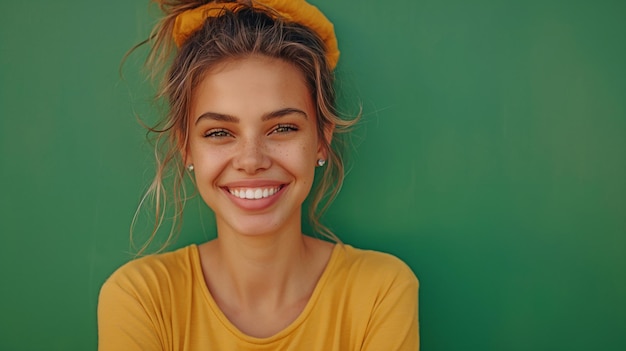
top-left (339, 245), bottom-right (417, 279)
top-left (332, 245), bottom-right (419, 291)
top-left (100, 245), bottom-right (197, 299)
top-left (97, 246), bottom-right (200, 349)
top-left (329, 246), bottom-right (419, 349)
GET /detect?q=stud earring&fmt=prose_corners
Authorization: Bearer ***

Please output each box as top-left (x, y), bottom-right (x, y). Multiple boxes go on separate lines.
top-left (317, 159), bottom-right (326, 167)
top-left (187, 164), bottom-right (194, 172)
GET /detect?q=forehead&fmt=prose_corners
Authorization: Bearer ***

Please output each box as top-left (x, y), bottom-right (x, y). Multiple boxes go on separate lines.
top-left (191, 56), bottom-right (314, 119)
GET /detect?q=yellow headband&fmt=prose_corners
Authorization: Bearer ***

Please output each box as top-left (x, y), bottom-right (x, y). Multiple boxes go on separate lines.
top-left (172, 0), bottom-right (340, 69)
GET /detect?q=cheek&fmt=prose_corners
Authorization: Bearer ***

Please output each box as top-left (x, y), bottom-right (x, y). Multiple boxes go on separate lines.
top-left (190, 146), bottom-right (228, 181)
top-left (276, 141), bottom-right (317, 165)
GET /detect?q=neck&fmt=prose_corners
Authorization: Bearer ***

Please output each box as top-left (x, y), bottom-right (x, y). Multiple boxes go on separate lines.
top-left (207, 222), bottom-right (315, 310)
top-left (197, 222), bottom-right (336, 338)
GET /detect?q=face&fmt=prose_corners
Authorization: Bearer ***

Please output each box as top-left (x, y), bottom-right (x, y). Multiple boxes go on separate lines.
top-left (185, 55), bottom-right (327, 238)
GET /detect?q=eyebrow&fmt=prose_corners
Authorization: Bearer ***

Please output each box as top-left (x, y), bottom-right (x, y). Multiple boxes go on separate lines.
top-left (194, 107), bottom-right (308, 125)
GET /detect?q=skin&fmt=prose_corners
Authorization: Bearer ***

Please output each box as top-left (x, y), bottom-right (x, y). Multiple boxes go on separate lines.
top-left (184, 55), bottom-right (335, 338)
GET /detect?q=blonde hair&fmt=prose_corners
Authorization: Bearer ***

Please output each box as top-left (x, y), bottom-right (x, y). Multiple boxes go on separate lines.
top-left (131, 0), bottom-right (358, 254)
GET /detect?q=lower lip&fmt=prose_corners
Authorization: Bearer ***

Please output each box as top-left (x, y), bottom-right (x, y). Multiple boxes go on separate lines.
top-left (223, 186), bottom-right (286, 211)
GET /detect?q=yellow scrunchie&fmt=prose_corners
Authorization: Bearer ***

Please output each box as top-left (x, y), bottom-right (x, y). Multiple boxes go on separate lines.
top-left (172, 0), bottom-right (340, 69)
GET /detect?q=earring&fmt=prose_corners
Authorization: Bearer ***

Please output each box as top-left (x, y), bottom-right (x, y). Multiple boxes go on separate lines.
top-left (317, 159), bottom-right (326, 167)
top-left (187, 164), bottom-right (194, 172)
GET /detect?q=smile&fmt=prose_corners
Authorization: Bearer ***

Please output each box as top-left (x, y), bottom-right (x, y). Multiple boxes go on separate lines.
top-left (228, 186), bottom-right (283, 200)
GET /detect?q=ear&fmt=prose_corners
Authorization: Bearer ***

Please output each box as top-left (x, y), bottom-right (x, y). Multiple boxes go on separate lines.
top-left (182, 148), bottom-right (192, 167)
top-left (177, 130), bottom-right (193, 167)
top-left (317, 122), bottom-right (335, 160)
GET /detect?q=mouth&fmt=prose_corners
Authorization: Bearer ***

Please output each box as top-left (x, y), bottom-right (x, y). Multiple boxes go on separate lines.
top-left (226, 185), bottom-right (284, 200)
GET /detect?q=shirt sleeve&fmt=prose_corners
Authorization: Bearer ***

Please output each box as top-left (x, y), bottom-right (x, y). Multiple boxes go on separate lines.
top-left (97, 270), bottom-right (165, 351)
top-left (360, 261), bottom-right (420, 351)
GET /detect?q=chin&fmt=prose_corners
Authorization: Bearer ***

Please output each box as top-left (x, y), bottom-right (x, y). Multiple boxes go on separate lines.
top-left (217, 214), bottom-right (296, 238)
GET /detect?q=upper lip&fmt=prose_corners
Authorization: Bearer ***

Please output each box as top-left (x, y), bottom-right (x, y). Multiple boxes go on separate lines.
top-left (220, 180), bottom-right (288, 189)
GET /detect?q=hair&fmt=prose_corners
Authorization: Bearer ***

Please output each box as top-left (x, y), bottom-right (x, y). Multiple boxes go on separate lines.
top-left (130, 0), bottom-right (358, 254)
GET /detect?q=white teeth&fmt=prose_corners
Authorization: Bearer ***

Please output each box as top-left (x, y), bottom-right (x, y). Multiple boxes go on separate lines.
top-left (228, 186), bottom-right (281, 200)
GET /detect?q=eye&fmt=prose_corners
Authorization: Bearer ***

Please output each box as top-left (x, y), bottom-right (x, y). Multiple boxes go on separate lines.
top-left (271, 124), bottom-right (299, 134)
top-left (204, 128), bottom-right (232, 138)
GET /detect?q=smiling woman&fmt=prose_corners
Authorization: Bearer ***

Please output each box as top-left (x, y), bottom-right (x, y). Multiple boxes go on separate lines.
top-left (97, 1), bottom-right (419, 350)
top-left (187, 56), bottom-right (322, 238)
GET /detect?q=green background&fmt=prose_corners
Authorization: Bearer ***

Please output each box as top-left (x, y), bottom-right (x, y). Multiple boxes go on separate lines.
top-left (1, 0), bottom-right (624, 350)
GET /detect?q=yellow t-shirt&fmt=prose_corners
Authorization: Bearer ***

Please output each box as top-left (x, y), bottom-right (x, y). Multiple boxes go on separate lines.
top-left (98, 244), bottom-right (419, 350)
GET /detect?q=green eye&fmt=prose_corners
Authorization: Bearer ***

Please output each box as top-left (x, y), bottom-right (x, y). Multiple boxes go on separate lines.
top-left (273, 124), bottom-right (298, 133)
top-left (205, 129), bottom-right (231, 138)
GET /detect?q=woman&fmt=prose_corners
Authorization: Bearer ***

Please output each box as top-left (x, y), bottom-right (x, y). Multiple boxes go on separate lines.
top-left (98, 1), bottom-right (419, 349)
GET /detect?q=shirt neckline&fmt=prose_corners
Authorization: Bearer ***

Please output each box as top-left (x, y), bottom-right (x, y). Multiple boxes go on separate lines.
top-left (187, 242), bottom-right (346, 344)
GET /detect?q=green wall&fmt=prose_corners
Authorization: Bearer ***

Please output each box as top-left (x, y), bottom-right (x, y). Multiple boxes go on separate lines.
top-left (1, 0), bottom-right (624, 350)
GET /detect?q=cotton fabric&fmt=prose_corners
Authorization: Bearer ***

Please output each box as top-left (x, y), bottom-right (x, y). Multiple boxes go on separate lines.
top-left (98, 244), bottom-right (419, 350)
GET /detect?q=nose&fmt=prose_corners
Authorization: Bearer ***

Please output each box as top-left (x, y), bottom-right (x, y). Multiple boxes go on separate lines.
top-left (232, 137), bottom-right (271, 174)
